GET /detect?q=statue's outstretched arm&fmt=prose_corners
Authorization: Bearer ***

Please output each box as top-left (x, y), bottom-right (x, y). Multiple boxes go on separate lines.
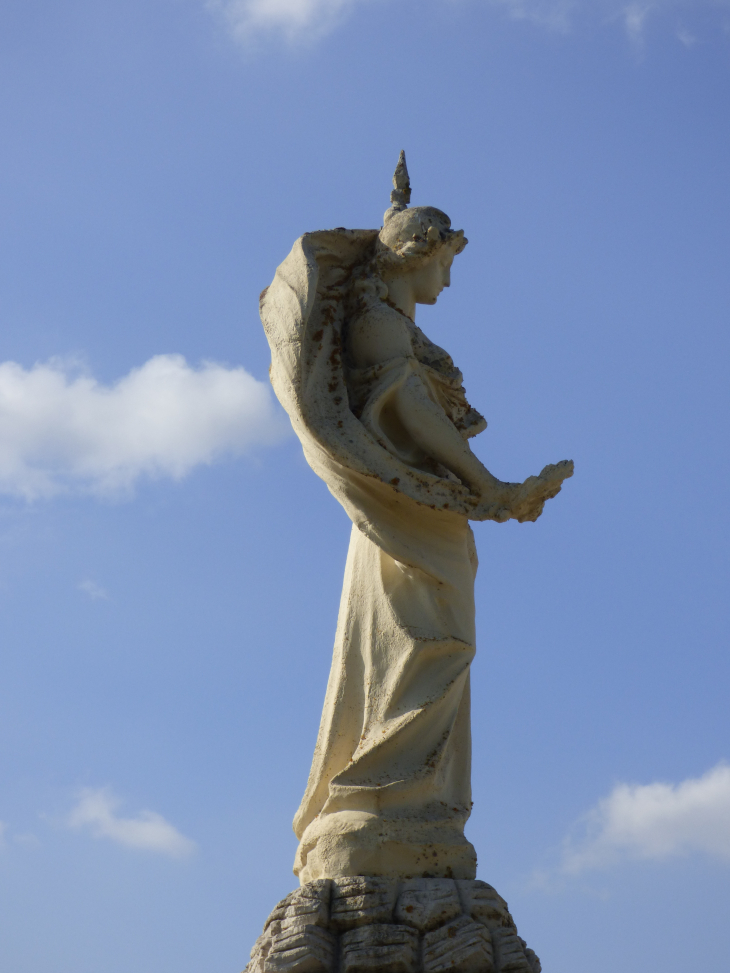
top-left (393, 373), bottom-right (510, 496)
top-left (392, 373), bottom-right (573, 523)
top-left (347, 304), bottom-right (572, 522)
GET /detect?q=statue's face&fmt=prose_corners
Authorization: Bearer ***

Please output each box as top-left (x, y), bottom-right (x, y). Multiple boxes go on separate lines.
top-left (408, 249), bottom-right (455, 306)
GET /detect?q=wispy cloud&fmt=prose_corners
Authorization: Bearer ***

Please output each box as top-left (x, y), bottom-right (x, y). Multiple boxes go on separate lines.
top-left (487, 0), bottom-right (576, 31)
top-left (13, 833), bottom-right (41, 848)
top-left (0, 823), bottom-right (40, 851)
top-left (560, 763), bottom-right (730, 874)
top-left (67, 788), bottom-right (196, 858)
top-left (207, 0), bottom-right (730, 44)
top-left (621, 2), bottom-right (653, 47)
top-left (78, 579), bottom-right (110, 601)
top-left (0, 354), bottom-right (286, 501)
top-left (676, 23), bottom-right (698, 44)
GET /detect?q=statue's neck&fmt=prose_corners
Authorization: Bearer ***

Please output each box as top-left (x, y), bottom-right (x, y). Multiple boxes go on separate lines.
top-left (383, 277), bottom-right (416, 322)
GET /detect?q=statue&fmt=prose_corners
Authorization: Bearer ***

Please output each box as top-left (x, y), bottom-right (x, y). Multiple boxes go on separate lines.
top-left (248, 153), bottom-right (573, 973)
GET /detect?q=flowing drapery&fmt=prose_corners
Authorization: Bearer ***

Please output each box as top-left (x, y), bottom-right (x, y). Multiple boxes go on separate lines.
top-left (260, 230), bottom-right (484, 882)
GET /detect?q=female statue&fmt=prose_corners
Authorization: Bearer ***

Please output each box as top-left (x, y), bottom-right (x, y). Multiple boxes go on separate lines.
top-left (260, 153), bottom-right (572, 886)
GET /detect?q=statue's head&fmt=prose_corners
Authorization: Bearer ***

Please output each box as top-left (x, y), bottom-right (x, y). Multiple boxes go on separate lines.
top-left (376, 151), bottom-right (467, 269)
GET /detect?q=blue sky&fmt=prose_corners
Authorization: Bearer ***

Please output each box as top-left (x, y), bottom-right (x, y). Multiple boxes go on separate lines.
top-left (1, 1), bottom-right (729, 971)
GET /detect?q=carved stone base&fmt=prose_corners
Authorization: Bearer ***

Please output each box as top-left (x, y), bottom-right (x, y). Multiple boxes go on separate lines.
top-left (245, 879), bottom-right (541, 973)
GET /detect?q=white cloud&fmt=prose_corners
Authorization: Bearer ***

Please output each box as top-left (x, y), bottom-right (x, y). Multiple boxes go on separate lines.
top-left (67, 788), bottom-right (196, 858)
top-left (561, 763), bottom-right (730, 873)
top-left (78, 579), bottom-right (110, 601)
top-left (0, 354), bottom-right (286, 500)
top-left (208, 0), bottom-right (360, 41)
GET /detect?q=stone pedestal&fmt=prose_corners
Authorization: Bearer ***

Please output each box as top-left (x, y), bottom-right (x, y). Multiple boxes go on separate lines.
top-left (245, 878), bottom-right (540, 973)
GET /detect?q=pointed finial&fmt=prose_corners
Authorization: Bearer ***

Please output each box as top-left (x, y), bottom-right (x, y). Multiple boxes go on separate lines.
top-left (389, 150), bottom-right (411, 212)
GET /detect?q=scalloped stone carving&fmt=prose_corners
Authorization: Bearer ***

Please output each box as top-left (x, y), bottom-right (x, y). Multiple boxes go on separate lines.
top-left (245, 879), bottom-right (540, 973)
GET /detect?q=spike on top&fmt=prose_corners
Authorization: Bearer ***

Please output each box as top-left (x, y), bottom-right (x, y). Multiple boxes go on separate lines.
top-left (389, 150), bottom-right (411, 212)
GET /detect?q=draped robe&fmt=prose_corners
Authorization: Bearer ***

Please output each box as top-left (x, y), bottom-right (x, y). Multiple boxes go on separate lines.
top-left (260, 229), bottom-right (488, 883)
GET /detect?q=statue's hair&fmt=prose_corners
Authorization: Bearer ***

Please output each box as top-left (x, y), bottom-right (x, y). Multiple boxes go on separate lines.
top-left (376, 208), bottom-right (466, 274)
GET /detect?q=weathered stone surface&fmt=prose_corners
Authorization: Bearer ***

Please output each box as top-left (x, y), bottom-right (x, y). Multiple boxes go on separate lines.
top-left (493, 929), bottom-right (534, 973)
top-left (245, 878), bottom-right (540, 973)
top-left (422, 915), bottom-right (494, 973)
top-left (395, 879), bottom-right (461, 932)
top-left (455, 880), bottom-right (513, 929)
top-left (265, 895), bottom-right (296, 931)
top-left (263, 919), bottom-right (336, 973)
top-left (330, 878), bottom-right (398, 931)
top-left (249, 933), bottom-right (271, 968)
top-left (284, 881), bottom-right (332, 927)
top-left (521, 940), bottom-right (541, 973)
top-left (340, 922), bottom-right (419, 973)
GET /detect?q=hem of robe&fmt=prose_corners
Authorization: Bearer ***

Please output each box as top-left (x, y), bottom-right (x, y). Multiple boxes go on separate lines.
top-left (295, 811), bottom-right (477, 883)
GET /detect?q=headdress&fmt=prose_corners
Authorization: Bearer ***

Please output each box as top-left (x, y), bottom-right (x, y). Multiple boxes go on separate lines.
top-left (380, 151), bottom-right (467, 258)
top-left (388, 149), bottom-right (411, 213)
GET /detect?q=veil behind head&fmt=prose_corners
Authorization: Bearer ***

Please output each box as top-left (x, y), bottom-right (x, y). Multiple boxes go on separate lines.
top-left (260, 228), bottom-right (480, 574)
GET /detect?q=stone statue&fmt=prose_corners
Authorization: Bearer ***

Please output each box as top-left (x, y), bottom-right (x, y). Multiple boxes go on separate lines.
top-left (249, 152), bottom-right (573, 973)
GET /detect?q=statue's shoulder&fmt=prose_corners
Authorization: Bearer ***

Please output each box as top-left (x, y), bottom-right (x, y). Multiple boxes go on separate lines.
top-left (346, 300), bottom-right (414, 369)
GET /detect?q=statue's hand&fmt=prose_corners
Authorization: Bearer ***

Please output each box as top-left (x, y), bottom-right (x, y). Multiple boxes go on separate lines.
top-left (471, 460), bottom-right (574, 523)
top-left (509, 460), bottom-right (574, 523)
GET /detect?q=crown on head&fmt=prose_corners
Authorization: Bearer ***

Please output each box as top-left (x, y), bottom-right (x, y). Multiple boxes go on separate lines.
top-left (388, 150), bottom-right (411, 213)
top-left (379, 150), bottom-right (467, 258)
